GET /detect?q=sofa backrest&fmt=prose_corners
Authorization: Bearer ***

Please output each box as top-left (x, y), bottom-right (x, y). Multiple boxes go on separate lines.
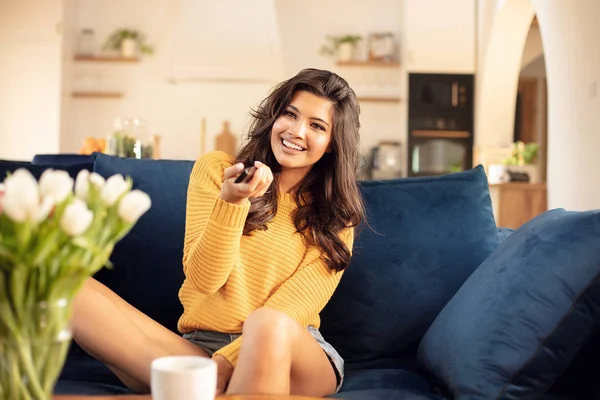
top-left (0, 159), bottom-right (92, 182)
top-left (319, 166), bottom-right (501, 367)
top-left (2, 154), bottom-right (502, 361)
top-left (92, 153), bottom-right (194, 333)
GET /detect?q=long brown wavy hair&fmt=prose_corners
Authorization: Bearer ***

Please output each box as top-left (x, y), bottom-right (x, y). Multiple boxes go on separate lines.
top-left (236, 69), bottom-right (365, 272)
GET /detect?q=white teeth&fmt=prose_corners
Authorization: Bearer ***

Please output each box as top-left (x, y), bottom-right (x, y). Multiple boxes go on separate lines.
top-left (283, 139), bottom-right (304, 151)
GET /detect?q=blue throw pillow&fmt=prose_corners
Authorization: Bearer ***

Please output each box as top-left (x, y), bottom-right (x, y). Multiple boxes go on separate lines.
top-left (93, 153), bottom-right (194, 333)
top-left (418, 208), bottom-right (600, 399)
top-left (320, 166), bottom-right (500, 366)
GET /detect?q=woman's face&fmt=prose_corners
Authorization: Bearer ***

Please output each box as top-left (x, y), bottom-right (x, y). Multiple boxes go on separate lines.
top-left (270, 90), bottom-right (334, 178)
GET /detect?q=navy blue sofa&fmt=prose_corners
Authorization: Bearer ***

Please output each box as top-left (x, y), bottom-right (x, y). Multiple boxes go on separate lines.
top-left (2, 153), bottom-right (599, 400)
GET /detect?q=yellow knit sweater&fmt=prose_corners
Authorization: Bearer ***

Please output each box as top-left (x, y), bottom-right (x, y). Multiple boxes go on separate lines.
top-left (177, 151), bottom-right (354, 366)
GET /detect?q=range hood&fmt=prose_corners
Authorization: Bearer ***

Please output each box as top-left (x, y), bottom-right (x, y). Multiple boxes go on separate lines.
top-left (167, 0), bottom-right (284, 84)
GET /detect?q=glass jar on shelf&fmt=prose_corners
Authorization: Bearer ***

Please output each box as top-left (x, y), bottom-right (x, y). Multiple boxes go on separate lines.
top-left (107, 118), bottom-right (154, 159)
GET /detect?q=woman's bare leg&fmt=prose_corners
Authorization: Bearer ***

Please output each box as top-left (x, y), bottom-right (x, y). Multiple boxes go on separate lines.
top-left (72, 277), bottom-right (208, 393)
top-left (226, 307), bottom-right (337, 396)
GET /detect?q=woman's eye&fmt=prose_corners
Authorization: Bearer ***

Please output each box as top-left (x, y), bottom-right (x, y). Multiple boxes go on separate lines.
top-left (284, 111), bottom-right (296, 118)
top-left (312, 123), bottom-right (325, 131)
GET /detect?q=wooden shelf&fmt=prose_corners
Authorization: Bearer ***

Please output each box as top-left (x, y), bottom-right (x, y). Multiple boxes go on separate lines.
top-left (411, 130), bottom-right (471, 139)
top-left (337, 60), bottom-right (400, 68)
top-left (74, 55), bottom-right (139, 63)
top-left (357, 96), bottom-right (402, 103)
top-left (71, 91), bottom-right (123, 99)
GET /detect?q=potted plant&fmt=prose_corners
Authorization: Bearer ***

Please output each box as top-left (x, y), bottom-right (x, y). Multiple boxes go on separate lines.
top-left (104, 29), bottom-right (154, 58)
top-left (503, 141), bottom-right (541, 182)
top-left (320, 34), bottom-right (362, 62)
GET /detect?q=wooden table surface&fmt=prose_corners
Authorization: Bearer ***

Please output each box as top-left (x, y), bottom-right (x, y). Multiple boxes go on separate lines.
top-left (54, 395), bottom-right (328, 400)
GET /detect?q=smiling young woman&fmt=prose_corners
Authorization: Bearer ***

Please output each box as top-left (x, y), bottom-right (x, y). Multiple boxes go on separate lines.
top-left (69, 68), bottom-right (366, 397)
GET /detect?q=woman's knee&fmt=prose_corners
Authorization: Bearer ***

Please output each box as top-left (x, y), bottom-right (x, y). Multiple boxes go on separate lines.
top-left (243, 307), bottom-right (297, 346)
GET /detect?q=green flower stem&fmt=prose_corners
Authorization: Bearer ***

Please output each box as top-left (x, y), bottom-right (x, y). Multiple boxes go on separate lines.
top-left (15, 337), bottom-right (46, 399)
top-left (41, 338), bottom-right (70, 393)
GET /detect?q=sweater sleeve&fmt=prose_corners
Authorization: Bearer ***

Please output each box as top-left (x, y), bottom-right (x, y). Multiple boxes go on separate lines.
top-left (213, 228), bottom-right (355, 366)
top-left (182, 151), bottom-right (251, 295)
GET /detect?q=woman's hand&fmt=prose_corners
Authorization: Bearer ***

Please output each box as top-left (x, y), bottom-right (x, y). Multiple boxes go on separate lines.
top-left (220, 161), bottom-right (273, 205)
top-left (212, 354), bottom-right (234, 395)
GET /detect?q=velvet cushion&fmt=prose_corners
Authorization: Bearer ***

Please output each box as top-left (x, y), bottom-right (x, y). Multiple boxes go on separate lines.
top-left (418, 208), bottom-right (600, 399)
top-left (54, 380), bottom-right (131, 395)
top-left (32, 153), bottom-right (96, 166)
top-left (0, 159), bottom-right (92, 181)
top-left (320, 166), bottom-right (499, 365)
top-left (549, 330), bottom-right (600, 399)
top-left (339, 358), bottom-right (442, 397)
top-left (338, 367), bottom-right (445, 400)
top-left (92, 153), bottom-right (194, 332)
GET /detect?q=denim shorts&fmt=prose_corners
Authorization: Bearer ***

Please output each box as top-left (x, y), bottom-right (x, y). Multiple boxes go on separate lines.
top-left (182, 325), bottom-right (344, 393)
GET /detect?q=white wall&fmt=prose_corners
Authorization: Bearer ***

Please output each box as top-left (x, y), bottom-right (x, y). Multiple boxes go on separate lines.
top-left (404, 0), bottom-right (476, 73)
top-left (532, 0), bottom-right (600, 210)
top-left (276, 0), bottom-right (404, 162)
top-left (63, 0), bottom-right (407, 163)
top-left (0, 0), bottom-right (63, 160)
top-left (62, 0), bottom-right (283, 160)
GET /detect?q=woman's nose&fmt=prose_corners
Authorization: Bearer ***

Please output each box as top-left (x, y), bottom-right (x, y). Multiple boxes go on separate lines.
top-left (288, 118), bottom-right (307, 138)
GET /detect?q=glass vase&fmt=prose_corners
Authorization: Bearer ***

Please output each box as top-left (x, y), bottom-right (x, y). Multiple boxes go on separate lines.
top-left (0, 299), bottom-right (73, 400)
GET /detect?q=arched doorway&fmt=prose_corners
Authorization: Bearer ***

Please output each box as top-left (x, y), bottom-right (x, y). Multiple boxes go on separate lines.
top-left (515, 17), bottom-right (547, 182)
top-left (475, 0), bottom-right (535, 150)
top-left (479, 0), bottom-right (600, 211)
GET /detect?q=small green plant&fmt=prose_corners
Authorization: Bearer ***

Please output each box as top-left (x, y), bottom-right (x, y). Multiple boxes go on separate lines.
top-left (320, 34), bottom-right (362, 57)
top-left (104, 29), bottom-right (154, 55)
top-left (503, 141), bottom-right (539, 166)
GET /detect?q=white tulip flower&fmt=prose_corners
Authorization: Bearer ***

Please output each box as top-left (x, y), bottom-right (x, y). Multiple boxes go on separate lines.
top-left (101, 174), bottom-right (128, 206)
top-left (35, 196), bottom-right (54, 223)
top-left (39, 169), bottom-right (74, 204)
top-left (60, 198), bottom-right (93, 236)
top-left (75, 170), bottom-right (90, 199)
top-left (89, 172), bottom-right (105, 188)
top-left (1, 169), bottom-right (40, 223)
top-left (0, 183), bottom-right (5, 193)
top-left (117, 190), bottom-right (151, 223)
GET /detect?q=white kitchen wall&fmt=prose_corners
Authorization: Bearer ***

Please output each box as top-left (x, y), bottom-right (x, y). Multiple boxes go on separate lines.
top-left (275, 0), bottom-right (405, 163)
top-left (63, 0), bottom-right (409, 164)
top-left (0, 0), bottom-right (63, 160)
top-left (404, 0), bottom-right (476, 73)
top-left (63, 0), bottom-right (281, 161)
top-left (2, 0), bottom-right (477, 168)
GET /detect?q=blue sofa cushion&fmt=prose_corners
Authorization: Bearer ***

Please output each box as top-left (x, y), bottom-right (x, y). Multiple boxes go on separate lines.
top-left (320, 166), bottom-right (499, 365)
top-left (338, 358), bottom-right (444, 399)
top-left (418, 208), bottom-right (600, 399)
top-left (32, 153), bottom-right (96, 166)
top-left (92, 153), bottom-right (194, 333)
top-left (0, 159), bottom-right (92, 182)
top-left (549, 330), bottom-right (600, 399)
top-left (54, 380), bottom-right (131, 395)
top-left (339, 367), bottom-right (445, 400)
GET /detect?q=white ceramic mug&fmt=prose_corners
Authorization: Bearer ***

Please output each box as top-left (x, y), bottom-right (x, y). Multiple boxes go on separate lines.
top-left (151, 356), bottom-right (217, 400)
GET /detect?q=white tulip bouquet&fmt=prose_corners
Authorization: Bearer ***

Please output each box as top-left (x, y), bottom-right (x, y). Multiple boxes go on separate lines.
top-left (0, 168), bottom-right (150, 400)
